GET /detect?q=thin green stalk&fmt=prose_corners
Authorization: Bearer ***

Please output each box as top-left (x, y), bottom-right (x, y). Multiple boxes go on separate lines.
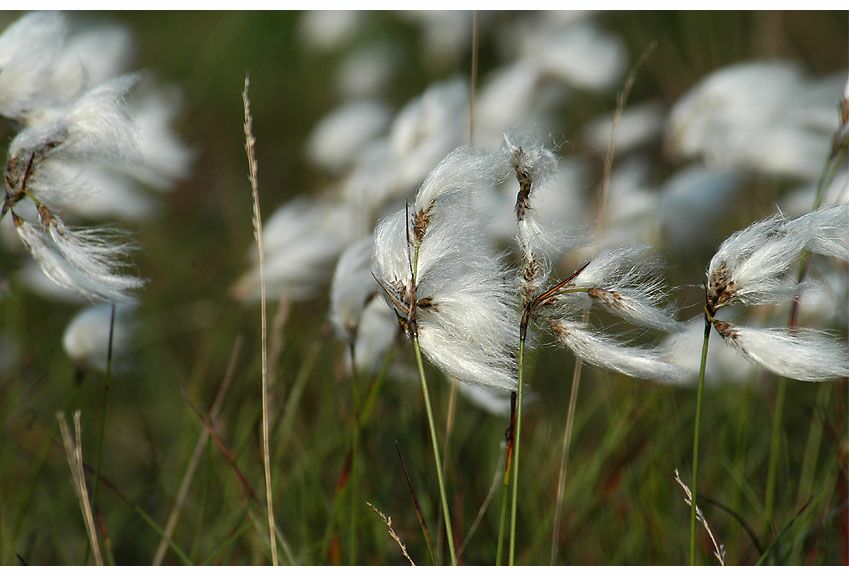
top-left (495, 475), bottom-right (509, 565)
top-left (348, 343), bottom-right (361, 565)
top-left (412, 335), bottom-right (457, 565)
top-left (763, 375), bottom-right (788, 540)
top-left (690, 316), bottom-right (711, 565)
top-left (508, 337), bottom-right (526, 565)
top-left (496, 393), bottom-right (515, 566)
top-left (88, 303), bottom-right (116, 565)
top-left (791, 382), bottom-right (832, 562)
top-left (550, 356), bottom-right (583, 564)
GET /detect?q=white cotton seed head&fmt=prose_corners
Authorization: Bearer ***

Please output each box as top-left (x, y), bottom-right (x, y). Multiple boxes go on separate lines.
top-left (371, 163), bottom-right (519, 392)
top-left (12, 73), bottom-right (141, 166)
top-left (787, 204), bottom-right (849, 263)
top-left (13, 215), bottom-right (142, 303)
top-left (550, 319), bottom-right (686, 383)
top-left (714, 322), bottom-right (849, 381)
top-left (414, 146), bottom-right (506, 216)
top-left (389, 77), bottom-right (468, 193)
top-left (62, 303), bottom-right (134, 372)
top-left (120, 85), bottom-right (194, 189)
top-left (330, 236), bottom-right (377, 341)
top-left (42, 22), bottom-right (134, 109)
top-left (0, 11), bottom-right (67, 118)
top-left (307, 100), bottom-right (390, 173)
top-left (535, 21), bottom-right (626, 92)
top-left (667, 61), bottom-right (836, 180)
top-left (570, 244), bottom-right (679, 332)
top-left (707, 215), bottom-right (804, 308)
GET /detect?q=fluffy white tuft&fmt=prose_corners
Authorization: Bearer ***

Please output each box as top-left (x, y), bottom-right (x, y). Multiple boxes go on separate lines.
top-left (715, 322), bottom-right (849, 382)
top-left (330, 236), bottom-right (377, 341)
top-left (550, 319), bottom-right (686, 383)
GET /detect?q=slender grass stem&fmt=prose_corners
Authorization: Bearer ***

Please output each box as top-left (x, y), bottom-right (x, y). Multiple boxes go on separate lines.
top-left (88, 303), bottom-right (115, 565)
top-left (508, 337), bottom-right (526, 565)
top-left (496, 393), bottom-right (516, 566)
top-left (348, 343), bottom-right (361, 565)
top-left (412, 335), bottom-right (457, 565)
top-left (550, 356), bottom-right (583, 564)
top-left (242, 76), bottom-right (277, 565)
top-left (495, 477), bottom-right (510, 565)
top-left (690, 315), bottom-right (711, 565)
top-left (763, 375), bottom-right (788, 540)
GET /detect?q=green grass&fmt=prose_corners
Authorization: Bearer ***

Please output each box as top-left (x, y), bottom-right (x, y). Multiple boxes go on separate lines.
top-left (0, 10), bottom-right (847, 565)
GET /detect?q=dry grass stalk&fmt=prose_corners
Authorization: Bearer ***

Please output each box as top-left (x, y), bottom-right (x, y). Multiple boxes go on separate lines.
top-left (56, 410), bottom-right (103, 566)
top-left (674, 468), bottom-right (726, 566)
top-left (366, 501), bottom-right (415, 566)
top-left (152, 337), bottom-right (243, 565)
top-left (242, 74), bottom-right (278, 566)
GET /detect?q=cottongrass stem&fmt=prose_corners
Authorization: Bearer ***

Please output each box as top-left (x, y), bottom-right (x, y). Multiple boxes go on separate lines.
top-left (242, 74), bottom-right (277, 566)
top-left (508, 337), bottom-right (526, 565)
top-left (690, 315), bottom-right (711, 565)
top-left (57, 410), bottom-right (103, 566)
top-left (412, 334), bottom-right (457, 565)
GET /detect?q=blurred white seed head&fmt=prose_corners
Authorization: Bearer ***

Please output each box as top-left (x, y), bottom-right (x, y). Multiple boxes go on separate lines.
top-left (667, 61), bottom-right (840, 180)
top-left (307, 100), bottom-right (390, 173)
top-left (62, 303), bottom-right (134, 372)
top-left (330, 236), bottom-right (377, 341)
top-left (0, 11), bottom-right (67, 119)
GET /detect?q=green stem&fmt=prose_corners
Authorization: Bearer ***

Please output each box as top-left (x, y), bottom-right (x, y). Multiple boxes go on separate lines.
top-left (495, 473), bottom-right (510, 566)
top-left (508, 337), bottom-right (526, 565)
top-left (89, 303), bottom-right (116, 565)
top-left (550, 356), bottom-right (583, 564)
top-left (348, 344), bottom-right (361, 565)
top-left (690, 316), bottom-right (711, 565)
top-left (412, 335), bottom-right (457, 565)
top-left (763, 376), bottom-right (788, 541)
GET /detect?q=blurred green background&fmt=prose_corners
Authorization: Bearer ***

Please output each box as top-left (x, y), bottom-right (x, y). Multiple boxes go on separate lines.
top-left (0, 10), bottom-right (847, 565)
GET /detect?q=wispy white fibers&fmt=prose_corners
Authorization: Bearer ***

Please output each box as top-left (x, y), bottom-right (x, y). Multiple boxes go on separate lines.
top-left (667, 61), bottom-right (842, 180)
top-left (12, 215), bottom-right (142, 303)
top-left (372, 147), bottom-right (519, 391)
top-left (713, 322), bottom-right (849, 382)
top-left (568, 245), bottom-right (679, 332)
top-left (0, 11), bottom-right (67, 118)
top-left (549, 319), bottom-right (685, 382)
top-left (307, 100), bottom-right (390, 173)
top-left (62, 303), bottom-right (135, 372)
top-left (707, 207), bottom-right (849, 310)
top-left (234, 196), bottom-right (369, 302)
top-left (352, 297), bottom-right (399, 377)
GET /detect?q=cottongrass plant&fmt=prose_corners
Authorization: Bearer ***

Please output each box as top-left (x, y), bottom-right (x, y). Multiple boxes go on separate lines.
top-left (687, 204), bottom-right (849, 564)
top-left (501, 131), bottom-right (684, 565)
top-left (372, 146), bottom-right (520, 564)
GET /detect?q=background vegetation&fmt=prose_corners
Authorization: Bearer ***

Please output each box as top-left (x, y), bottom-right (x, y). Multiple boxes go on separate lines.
top-left (0, 10), bottom-right (846, 565)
